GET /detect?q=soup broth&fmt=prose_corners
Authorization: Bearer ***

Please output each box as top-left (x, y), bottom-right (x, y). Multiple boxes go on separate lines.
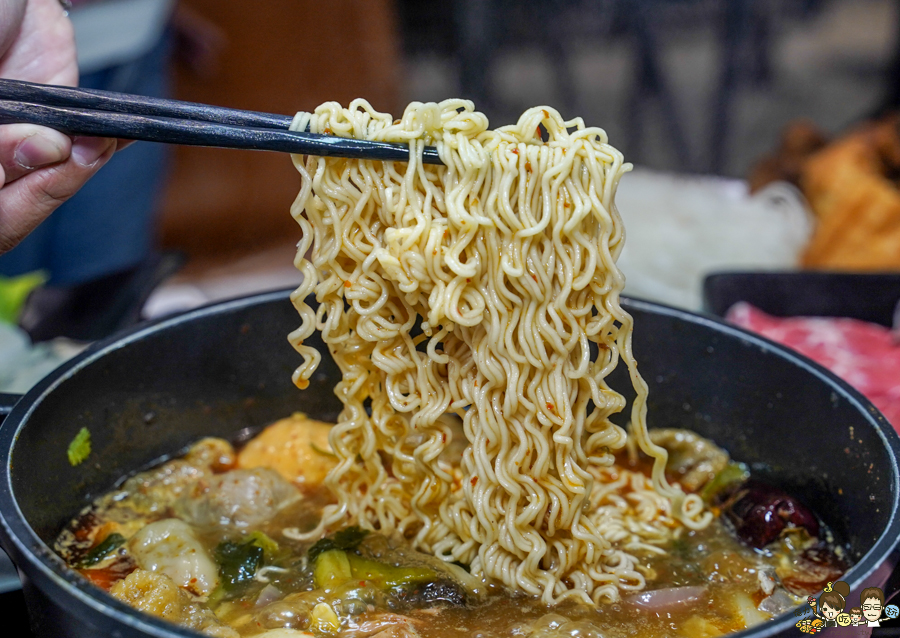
top-left (55, 417), bottom-right (846, 638)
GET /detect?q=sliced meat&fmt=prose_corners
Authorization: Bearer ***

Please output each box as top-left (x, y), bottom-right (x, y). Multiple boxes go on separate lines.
top-left (728, 303), bottom-right (900, 428)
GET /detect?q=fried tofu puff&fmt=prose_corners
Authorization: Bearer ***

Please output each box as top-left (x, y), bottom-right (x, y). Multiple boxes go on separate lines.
top-left (110, 570), bottom-right (238, 638)
top-left (236, 414), bottom-right (337, 488)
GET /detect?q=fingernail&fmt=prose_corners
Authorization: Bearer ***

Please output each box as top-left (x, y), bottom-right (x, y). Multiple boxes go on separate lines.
top-left (15, 133), bottom-right (67, 169)
top-left (72, 136), bottom-right (113, 167)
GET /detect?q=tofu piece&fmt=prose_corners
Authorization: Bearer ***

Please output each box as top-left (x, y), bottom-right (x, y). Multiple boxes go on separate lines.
top-left (110, 569), bottom-right (238, 638)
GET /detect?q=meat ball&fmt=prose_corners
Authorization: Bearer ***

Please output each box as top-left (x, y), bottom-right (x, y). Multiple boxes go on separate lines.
top-left (175, 468), bottom-right (301, 530)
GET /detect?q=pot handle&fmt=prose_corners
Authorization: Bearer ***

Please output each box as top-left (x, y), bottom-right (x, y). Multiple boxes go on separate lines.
top-left (0, 393), bottom-right (21, 425)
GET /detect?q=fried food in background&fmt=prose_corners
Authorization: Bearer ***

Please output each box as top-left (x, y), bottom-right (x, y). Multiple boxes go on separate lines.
top-left (750, 116), bottom-right (900, 271)
top-left (748, 120), bottom-right (827, 192)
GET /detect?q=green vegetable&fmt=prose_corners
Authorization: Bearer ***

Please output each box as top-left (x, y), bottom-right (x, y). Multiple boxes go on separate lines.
top-left (669, 535), bottom-right (692, 560)
top-left (215, 540), bottom-right (264, 590)
top-left (215, 533), bottom-right (281, 592)
top-left (67, 428), bottom-right (92, 466)
top-left (78, 533), bottom-right (125, 567)
top-left (312, 548), bottom-right (435, 591)
top-left (309, 527), bottom-right (435, 592)
top-left (206, 586), bottom-right (227, 608)
top-left (0, 271), bottom-right (46, 324)
top-left (307, 526), bottom-right (369, 562)
top-left (346, 553), bottom-right (434, 588)
top-left (310, 442), bottom-right (336, 458)
top-left (314, 549), bottom-right (352, 590)
top-left (245, 531), bottom-right (279, 560)
top-left (700, 462), bottom-right (749, 503)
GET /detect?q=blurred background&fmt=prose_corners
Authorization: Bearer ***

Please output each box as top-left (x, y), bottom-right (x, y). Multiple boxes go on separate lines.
top-left (132, 0), bottom-right (900, 260)
top-left (163, 0), bottom-right (897, 256)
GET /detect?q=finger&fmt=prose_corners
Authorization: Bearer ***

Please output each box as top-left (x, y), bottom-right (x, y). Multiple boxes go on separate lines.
top-left (0, 124), bottom-right (72, 183)
top-left (0, 136), bottom-right (116, 253)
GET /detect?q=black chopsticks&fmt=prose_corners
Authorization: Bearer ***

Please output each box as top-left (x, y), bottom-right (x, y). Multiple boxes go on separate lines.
top-left (0, 78), bottom-right (294, 128)
top-left (0, 79), bottom-right (443, 165)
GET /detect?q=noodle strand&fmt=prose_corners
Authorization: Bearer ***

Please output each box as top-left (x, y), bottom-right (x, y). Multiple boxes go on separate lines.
top-left (286, 100), bottom-right (710, 604)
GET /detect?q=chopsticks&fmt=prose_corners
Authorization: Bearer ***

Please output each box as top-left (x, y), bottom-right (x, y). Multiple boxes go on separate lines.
top-left (0, 79), bottom-right (444, 165)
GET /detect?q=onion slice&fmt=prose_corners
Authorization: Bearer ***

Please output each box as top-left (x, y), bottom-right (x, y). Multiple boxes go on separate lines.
top-left (255, 583), bottom-right (283, 608)
top-left (627, 586), bottom-right (707, 611)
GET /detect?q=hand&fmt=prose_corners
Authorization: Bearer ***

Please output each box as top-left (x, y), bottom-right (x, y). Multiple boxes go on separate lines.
top-left (0, 0), bottom-right (117, 254)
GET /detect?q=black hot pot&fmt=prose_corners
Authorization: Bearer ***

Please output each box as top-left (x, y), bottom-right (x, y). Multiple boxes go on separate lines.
top-left (0, 289), bottom-right (898, 637)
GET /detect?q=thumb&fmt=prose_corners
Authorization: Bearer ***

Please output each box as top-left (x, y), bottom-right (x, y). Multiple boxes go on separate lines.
top-left (0, 124), bottom-right (72, 184)
top-left (0, 136), bottom-right (116, 253)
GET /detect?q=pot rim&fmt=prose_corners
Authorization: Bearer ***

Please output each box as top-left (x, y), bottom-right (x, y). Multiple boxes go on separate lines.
top-left (0, 289), bottom-right (897, 638)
